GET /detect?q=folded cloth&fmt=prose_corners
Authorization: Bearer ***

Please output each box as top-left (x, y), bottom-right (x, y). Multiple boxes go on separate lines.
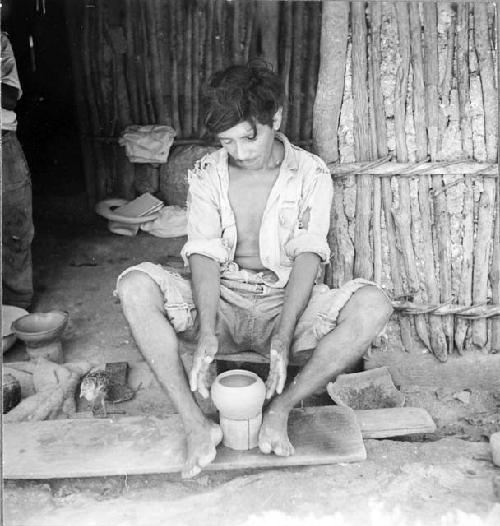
top-left (119, 125), bottom-right (176, 164)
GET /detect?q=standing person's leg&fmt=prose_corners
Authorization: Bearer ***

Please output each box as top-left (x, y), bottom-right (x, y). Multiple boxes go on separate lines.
top-left (116, 268), bottom-right (222, 478)
top-left (258, 284), bottom-right (393, 456)
top-left (1, 132), bottom-right (34, 309)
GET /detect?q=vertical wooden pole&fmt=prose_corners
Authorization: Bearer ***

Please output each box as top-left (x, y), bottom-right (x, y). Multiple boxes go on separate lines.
top-left (290, 1), bottom-right (305, 142)
top-left (313, 1), bottom-right (351, 288)
top-left (454, 3), bottom-right (474, 351)
top-left (424, 2), bottom-right (453, 360)
top-left (168, 0), bottom-right (181, 134)
top-left (281, 2), bottom-right (293, 134)
top-left (255, 0), bottom-right (280, 70)
top-left (472, 4), bottom-right (497, 350)
top-left (184, 1), bottom-right (193, 136)
top-left (456, 3), bottom-right (474, 158)
top-left (393, 2), bottom-right (429, 353)
top-left (368, 3), bottom-right (384, 286)
top-left (410, 2), bottom-right (447, 359)
top-left (124, 0), bottom-right (139, 123)
top-left (303, 2), bottom-right (320, 143)
top-left (351, 1), bottom-right (373, 280)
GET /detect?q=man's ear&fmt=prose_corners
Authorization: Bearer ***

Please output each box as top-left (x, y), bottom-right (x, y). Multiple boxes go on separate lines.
top-left (272, 107), bottom-right (283, 131)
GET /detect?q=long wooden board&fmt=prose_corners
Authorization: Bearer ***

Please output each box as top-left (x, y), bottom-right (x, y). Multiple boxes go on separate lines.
top-left (3, 405), bottom-right (365, 479)
top-left (355, 407), bottom-right (436, 438)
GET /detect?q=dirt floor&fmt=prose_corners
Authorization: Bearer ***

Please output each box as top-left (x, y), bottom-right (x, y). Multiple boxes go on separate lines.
top-left (3, 200), bottom-right (500, 526)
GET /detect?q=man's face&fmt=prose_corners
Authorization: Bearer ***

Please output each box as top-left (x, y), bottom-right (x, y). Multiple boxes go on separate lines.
top-left (217, 119), bottom-right (276, 171)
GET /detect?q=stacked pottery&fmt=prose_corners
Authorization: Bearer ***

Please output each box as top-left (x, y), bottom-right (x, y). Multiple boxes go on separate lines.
top-left (12, 311), bottom-right (69, 364)
top-left (211, 369), bottom-right (266, 451)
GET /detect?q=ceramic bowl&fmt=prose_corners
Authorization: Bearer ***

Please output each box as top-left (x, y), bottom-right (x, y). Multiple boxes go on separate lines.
top-left (211, 369), bottom-right (266, 420)
top-left (12, 311), bottom-right (69, 344)
top-left (2, 305), bottom-right (29, 353)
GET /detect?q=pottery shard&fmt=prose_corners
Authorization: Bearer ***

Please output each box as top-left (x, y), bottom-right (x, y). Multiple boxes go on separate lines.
top-left (326, 367), bottom-right (405, 410)
top-left (491, 432), bottom-right (500, 467)
top-left (159, 145), bottom-right (218, 206)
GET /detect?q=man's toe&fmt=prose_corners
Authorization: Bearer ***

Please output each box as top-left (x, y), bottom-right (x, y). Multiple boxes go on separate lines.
top-left (182, 462), bottom-right (202, 479)
top-left (258, 434), bottom-right (273, 454)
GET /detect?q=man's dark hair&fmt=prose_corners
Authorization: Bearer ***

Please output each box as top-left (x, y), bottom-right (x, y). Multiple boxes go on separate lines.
top-left (203, 61), bottom-right (284, 136)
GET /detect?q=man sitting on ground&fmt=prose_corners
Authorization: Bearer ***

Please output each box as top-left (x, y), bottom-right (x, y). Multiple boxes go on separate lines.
top-left (116, 62), bottom-right (393, 478)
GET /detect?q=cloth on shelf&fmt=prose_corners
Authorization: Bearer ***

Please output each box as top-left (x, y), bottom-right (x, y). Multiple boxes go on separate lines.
top-left (118, 125), bottom-right (176, 164)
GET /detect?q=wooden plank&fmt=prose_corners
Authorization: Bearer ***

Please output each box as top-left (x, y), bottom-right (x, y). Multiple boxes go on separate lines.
top-left (354, 407), bottom-right (436, 438)
top-left (364, 349), bottom-right (500, 391)
top-left (3, 405), bottom-right (365, 479)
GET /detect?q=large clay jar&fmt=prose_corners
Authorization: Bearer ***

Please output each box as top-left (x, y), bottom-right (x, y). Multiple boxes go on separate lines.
top-left (211, 369), bottom-right (266, 450)
top-left (159, 145), bottom-right (217, 206)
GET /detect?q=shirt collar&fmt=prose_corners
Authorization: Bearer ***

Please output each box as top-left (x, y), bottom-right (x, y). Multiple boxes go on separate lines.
top-left (275, 132), bottom-right (299, 171)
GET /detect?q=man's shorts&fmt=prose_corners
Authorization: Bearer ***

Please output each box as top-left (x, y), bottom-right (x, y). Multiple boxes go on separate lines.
top-left (116, 262), bottom-right (377, 360)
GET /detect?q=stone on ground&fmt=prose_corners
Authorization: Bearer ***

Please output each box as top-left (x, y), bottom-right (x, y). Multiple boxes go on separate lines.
top-left (327, 366), bottom-right (405, 410)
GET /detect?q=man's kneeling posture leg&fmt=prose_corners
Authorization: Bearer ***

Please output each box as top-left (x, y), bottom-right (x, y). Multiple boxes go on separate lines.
top-left (258, 285), bottom-right (393, 456)
top-left (116, 270), bottom-right (222, 478)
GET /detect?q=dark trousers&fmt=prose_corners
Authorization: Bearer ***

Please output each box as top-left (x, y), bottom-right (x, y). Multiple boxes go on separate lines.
top-left (2, 130), bottom-right (34, 308)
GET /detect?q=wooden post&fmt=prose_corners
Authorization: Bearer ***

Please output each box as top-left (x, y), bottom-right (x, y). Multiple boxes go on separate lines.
top-left (290, 1), bottom-right (305, 142)
top-left (312, 1), bottom-right (349, 163)
top-left (351, 1), bottom-right (373, 280)
top-left (455, 3), bottom-right (474, 159)
top-left (255, 0), bottom-right (280, 70)
top-left (393, 2), bottom-right (430, 354)
top-left (124, 0), bottom-right (139, 123)
top-left (410, 2), bottom-right (448, 360)
top-left (423, 2), bottom-right (452, 360)
top-left (472, 4), bottom-right (497, 350)
top-left (168, 0), bottom-right (181, 134)
top-left (303, 2), bottom-right (320, 143)
top-left (313, 1), bottom-right (352, 287)
top-left (281, 2), bottom-right (293, 134)
top-left (369, 3), bottom-right (385, 286)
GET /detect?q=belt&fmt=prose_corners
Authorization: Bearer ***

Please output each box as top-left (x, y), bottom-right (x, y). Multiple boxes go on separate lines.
top-left (220, 279), bottom-right (278, 295)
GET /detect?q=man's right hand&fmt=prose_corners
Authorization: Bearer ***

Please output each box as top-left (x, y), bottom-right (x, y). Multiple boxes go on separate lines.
top-left (189, 332), bottom-right (218, 399)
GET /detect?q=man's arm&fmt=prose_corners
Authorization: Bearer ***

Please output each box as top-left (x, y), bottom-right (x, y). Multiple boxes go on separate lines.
top-left (190, 253), bottom-right (220, 335)
top-left (265, 252), bottom-right (320, 398)
top-left (275, 252), bottom-right (320, 345)
top-left (188, 253), bottom-right (221, 398)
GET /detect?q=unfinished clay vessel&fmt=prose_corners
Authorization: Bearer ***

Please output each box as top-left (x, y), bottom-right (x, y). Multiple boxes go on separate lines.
top-left (211, 369), bottom-right (266, 450)
top-left (12, 311), bottom-right (69, 364)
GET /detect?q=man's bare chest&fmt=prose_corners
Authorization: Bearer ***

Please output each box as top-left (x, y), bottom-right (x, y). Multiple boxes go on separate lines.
top-left (228, 170), bottom-right (279, 234)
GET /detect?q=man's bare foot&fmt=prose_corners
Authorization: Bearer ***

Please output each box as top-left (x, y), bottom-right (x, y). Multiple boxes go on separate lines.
top-left (182, 421), bottom-right (223, 478)
top-left (258, 407), bottom-right (295, 456)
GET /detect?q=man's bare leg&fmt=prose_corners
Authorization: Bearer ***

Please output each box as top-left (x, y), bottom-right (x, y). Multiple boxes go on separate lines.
top-left (258, 285), bottom-right (393, 456)
top-left (117, 271), bottom-right (222, 477)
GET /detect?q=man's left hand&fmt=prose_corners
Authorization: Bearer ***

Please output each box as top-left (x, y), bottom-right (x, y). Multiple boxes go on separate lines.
top-left (265, 337), bottom-right (289, 399)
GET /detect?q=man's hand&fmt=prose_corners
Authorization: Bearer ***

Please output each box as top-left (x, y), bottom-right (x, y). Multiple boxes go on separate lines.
top-left (265, 337), bottom-right (289, 399)
top-left (189, 332), bottom-right (218, 399)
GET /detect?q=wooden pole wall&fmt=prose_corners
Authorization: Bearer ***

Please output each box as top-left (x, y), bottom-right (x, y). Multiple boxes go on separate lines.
top-left (66, 1), bottom-right (498, 358)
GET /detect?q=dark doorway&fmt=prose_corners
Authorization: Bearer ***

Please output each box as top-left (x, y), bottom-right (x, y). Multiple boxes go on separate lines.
top-left (3, 0), bottom-right (84, 211)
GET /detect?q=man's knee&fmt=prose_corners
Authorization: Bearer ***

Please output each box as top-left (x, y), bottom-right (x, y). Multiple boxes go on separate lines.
top-left (116, 270), bottom-right (163, 308)
top-left (339, 285), bottom-right (393, 330)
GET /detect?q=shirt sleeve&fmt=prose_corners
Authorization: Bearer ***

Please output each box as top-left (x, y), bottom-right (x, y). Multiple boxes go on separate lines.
top-left (1, 33), bottom-right (22, 94)
top-left (284, 159), bottom-right (333, 262)
top-left (180, 158), bottom-right (230, 266)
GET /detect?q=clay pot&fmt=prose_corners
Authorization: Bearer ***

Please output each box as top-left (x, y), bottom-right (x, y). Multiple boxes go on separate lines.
top-left (211, 369), bottom-right (266, 420)
top-left (211, 369), bottom-right (266, 450)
